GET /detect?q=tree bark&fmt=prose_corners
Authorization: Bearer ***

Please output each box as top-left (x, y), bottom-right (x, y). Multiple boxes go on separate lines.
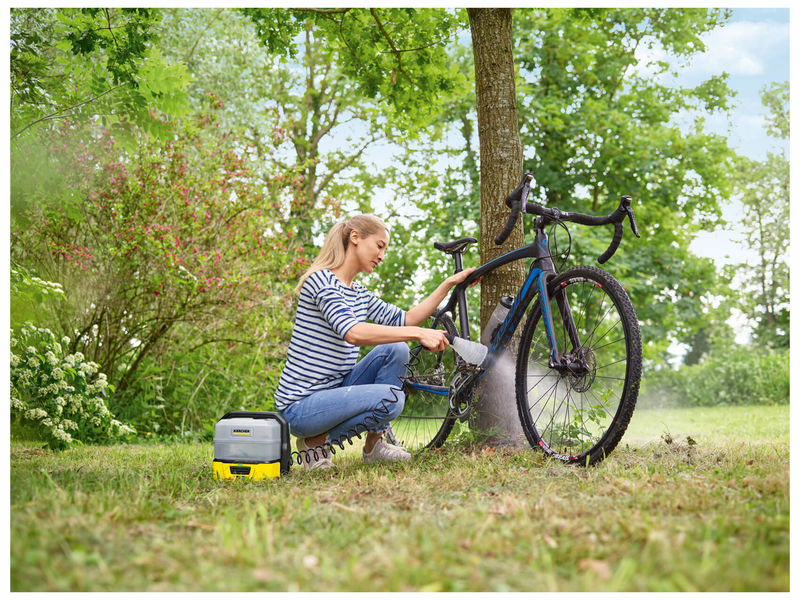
top-left (468, 8), bottom-right (527, 446)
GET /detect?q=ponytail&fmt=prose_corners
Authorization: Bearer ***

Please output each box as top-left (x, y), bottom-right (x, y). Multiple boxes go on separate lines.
top-left (294, 214), bottom-right (389, 294)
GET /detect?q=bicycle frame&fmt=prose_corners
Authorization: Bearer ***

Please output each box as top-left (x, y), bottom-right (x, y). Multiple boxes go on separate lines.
top-left (402, 218), bottom-right (586, 403)
top-left (438, 218), bottom-right (579, 372)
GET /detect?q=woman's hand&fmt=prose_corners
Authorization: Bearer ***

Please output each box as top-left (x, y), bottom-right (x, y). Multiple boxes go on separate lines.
top-left (446, 267), bottom-right (481, 289)
top-left (416, 327), bottom-right (450, 352)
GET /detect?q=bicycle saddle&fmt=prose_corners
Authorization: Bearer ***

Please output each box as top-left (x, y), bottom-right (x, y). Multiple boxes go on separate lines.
top-left (433, 237), bottom-right (478, 255)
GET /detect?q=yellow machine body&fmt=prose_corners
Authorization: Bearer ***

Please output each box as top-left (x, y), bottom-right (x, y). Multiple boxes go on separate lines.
top-left (212, 459), bottom-right (282, 480)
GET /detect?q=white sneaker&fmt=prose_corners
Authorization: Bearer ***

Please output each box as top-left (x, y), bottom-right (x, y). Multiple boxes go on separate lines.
top-left (296, 437), bottom-right (335, 471)
top-left (363, 436), bottom-right (411, 464)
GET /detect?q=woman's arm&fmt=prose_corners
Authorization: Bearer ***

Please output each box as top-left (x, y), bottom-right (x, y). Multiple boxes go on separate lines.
top-left (405, 267), bottom-right (478, 327)
top-left (343, 268), bottom-right (480, 347)
top-left (344, 322), bottom-right (448, 350)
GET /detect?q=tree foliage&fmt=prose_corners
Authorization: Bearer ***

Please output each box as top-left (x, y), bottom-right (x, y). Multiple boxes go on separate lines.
top-left (160, 8), bottom-right (464, 258)
top-left (243, 7), bottom-right (467, 130)
top-left (11, 8), bottom-right (191, 142)
top-left (513, 8), bottom-right (738, 361)
top-left (10, 102), bottom-right (305, 411)
top-left (247, 24), bottom-right (387, 244)
top-left (237, 7), bottom-right (478, 314)
top-left (726, 82), bottom-right (789, 348)
top-left (348, 39), bottom-right (481, 317)
top-left (645, 345), bottom-right (789, 407)
top-left (11, 8), bottom-right (193, 225)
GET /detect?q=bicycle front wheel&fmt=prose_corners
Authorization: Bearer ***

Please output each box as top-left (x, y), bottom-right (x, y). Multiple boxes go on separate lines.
top-left (387, 313), bottom-right (463, 452)
top-left (516, 265), bottom-right (641, 465)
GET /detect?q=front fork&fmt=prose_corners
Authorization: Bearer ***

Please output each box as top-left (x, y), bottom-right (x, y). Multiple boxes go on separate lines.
top-left (533, 229), bottom-right (582, 369)
top-left (537, 272), bottom-right (583, 368)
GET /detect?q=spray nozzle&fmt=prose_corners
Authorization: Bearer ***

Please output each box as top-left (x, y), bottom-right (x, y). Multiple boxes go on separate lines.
top-left (443, 333), bottom-right (488, 367)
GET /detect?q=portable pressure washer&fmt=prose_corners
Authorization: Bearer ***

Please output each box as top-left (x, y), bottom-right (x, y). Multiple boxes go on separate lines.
top-left (212, 411), bottom-right (291, 480)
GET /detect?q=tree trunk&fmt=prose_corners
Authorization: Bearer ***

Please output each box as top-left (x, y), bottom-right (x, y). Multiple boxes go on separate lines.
top-left (468, 8), bottom-right (527, 446)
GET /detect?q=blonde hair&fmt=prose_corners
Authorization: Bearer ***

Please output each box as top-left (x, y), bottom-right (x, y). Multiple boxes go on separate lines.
top-left (295, 214), bottom-right (389, 294)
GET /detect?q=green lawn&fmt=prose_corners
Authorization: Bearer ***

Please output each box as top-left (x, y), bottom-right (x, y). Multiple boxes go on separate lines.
top-left (624, 404), bottom-right (790, 445)
top-left (10, 405), bottom-right (789, 592)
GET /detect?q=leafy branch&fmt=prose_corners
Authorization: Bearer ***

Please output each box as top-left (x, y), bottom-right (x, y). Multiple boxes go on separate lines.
top-left (12, 83), bottom-right (126, 138)
top-left (369, 8), bottom-right (417, 87)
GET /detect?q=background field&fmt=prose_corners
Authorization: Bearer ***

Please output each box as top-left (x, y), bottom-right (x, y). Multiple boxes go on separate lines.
top-left (10, 405), bottom-right (789, 592)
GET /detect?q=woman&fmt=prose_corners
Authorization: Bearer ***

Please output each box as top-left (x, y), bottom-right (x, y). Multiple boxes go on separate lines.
top-left (275, 214), bottom-right (476, 470)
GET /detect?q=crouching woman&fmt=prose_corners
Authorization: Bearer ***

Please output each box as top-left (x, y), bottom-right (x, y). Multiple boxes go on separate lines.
top-left (274, 214), bottom-right (475, 469)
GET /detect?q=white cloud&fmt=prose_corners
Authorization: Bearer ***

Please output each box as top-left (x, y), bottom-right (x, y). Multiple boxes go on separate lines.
top-left (633, 19), bottom-right (788, 81)
top-left (685, 20), bottom-right (789, 77)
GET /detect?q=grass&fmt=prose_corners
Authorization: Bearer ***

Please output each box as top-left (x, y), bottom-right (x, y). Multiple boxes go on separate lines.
top-left (10, 405), bottom-right (789, 592)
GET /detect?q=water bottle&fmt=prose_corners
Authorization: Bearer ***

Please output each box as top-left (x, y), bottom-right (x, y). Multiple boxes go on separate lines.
top-left (480, 295), bottom-right (514, 346)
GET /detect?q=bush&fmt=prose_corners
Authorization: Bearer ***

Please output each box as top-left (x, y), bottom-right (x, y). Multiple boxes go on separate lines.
top-left (11, 107), bottom-right (307, 398)
top-left (109, 328), bottom-right (286, 440)
top-left (643, 345), bottom-right (789, 407)
top-left (10, 323), bottom-right (135, 450)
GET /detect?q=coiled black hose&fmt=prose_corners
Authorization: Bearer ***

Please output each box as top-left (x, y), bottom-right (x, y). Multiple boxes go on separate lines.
top-left (290, 370), bottom-right (408, 467)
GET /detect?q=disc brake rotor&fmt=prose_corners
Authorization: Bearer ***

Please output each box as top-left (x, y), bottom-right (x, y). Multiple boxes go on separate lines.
top-left (566, 345), bottom-right (597, 393)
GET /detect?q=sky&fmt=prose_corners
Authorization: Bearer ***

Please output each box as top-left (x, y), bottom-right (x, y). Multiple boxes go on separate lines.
top-left (674, 8), bottom-right (790, 268)
top-left (691, 8), bottom-right (790, 161)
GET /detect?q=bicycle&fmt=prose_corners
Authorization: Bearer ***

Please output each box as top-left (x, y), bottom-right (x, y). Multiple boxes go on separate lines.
top-left (387, 172), bottom-right (642, 466)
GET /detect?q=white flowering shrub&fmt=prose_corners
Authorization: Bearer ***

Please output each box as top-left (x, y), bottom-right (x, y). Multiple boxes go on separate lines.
top-left (10, 265), bottom-right (66, 299)
top-left (10, 322), bottom-right (136, 450)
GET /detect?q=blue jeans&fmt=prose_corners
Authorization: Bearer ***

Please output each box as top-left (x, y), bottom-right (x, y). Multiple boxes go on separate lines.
top-left (280, 342), bottom-right (409, 444)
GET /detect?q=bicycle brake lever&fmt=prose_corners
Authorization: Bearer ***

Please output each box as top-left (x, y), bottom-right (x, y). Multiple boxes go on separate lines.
top-left (627, 208), bottom-right (640, 238)
top-left (620, 195), bottom-right (641, 238)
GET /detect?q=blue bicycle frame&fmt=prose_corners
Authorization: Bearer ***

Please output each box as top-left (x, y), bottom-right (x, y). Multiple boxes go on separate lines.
top-left (405, 219), bottom-right (578, 395)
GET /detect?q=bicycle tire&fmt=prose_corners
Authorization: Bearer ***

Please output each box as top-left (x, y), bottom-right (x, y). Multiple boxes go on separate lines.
top-left (515, 265), bottom-right (641, 466)
top-left (386, 313), bottom-right (464, 452)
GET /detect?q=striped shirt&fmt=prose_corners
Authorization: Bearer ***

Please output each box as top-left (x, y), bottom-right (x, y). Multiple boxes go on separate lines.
top-left (274, 269), bottom-right (406, 409)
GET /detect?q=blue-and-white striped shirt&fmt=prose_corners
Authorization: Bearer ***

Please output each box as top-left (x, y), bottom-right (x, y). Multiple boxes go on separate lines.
top-left (274, 269), bottom-right (406, 409)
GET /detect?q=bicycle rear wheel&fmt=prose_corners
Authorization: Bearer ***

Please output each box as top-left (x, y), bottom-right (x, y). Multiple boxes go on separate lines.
top-left (387, 313), bottom-right (464, 452)
top-left (516, 265), bottom-right (641, 465)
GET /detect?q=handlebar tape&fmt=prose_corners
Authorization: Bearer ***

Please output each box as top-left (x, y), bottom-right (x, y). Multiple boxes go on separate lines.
top-left (495, 197), bottom-right (522, 245)
top-left (495, 176), bottom-right (529, 245)
top-left (504, 178), bottom-right (526, 208)
top-left (598, 222), bottom-right (623, 264)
